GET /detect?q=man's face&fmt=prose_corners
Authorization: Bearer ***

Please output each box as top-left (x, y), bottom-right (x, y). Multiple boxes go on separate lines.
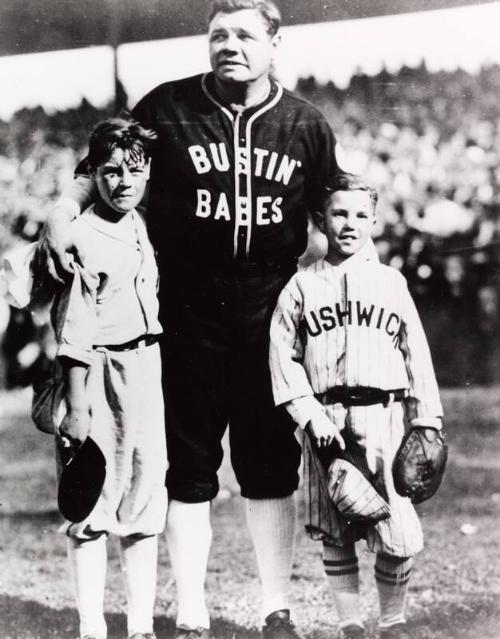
top-left (320, 189), bottom-right (376, 259)
top-left (208, 9), bottom-right (280, 85)
top-left (94, 147), bottom-right (150, 217)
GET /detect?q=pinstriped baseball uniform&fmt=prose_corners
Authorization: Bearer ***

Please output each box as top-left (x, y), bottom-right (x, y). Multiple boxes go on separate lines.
top-left (269, 246), bottom-right (443, 557)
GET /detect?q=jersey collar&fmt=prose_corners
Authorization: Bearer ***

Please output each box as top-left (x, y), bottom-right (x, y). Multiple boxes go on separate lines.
top-left (201, 72), bottom-right (281, 119)
top-left (322, 238), bottom-right (380, 274)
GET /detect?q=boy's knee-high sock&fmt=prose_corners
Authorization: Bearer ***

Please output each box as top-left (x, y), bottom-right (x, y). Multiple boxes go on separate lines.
top-left (375, 554), bottom-right (413, 628)
top-left (120, 534), bottom-right (158, 636)
top-left (166, 499), bottom-right (212, 629)
top-left (245, 496), bottom-right (296, 620)
top-left (67, 535), bottom-right (107, 639)
top-left (323, 542), bottom-right (363, 630)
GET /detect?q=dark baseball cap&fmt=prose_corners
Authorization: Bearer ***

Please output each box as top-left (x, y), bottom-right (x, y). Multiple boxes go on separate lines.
top-left (58, 436), bottom-right (106, 523)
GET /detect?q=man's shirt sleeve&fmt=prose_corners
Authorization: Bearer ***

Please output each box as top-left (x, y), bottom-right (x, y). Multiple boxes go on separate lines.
top-left (58, 174), bottom-right (96, 213)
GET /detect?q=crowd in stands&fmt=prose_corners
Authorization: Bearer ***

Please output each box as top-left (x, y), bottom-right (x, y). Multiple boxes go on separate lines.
top-left (0, 64), bottom-right (499, 387)
top-left (300, 63), bottom-right (500, 386)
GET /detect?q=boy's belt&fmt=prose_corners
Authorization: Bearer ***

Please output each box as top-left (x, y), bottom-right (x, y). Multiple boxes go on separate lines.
top-left (315, 386), bottom-right (407, 408)
top-left (95, 334), bottom-right (159, 352)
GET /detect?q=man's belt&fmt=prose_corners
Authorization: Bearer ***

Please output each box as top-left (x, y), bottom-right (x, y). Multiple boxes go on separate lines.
top-left (315, 386), bottom-right (407, 408)
top-left (165, 257), bottom-right (297, 279)
top-left (228, 259), bottom-right (297, 277)
top-left (95, 334), bottom-right (160, 352)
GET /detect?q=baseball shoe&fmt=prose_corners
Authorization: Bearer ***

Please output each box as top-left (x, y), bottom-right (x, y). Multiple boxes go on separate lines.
top-left (174, 625), bottom-right (210, 639)
top-left (338, 625), bottom-right (366, 639)
top-left (262, 609), bottom-right (303, 639)
top-left (128, 634), bottom-right (157, 639)
top-left (379, 623), bottom-right (414, 639)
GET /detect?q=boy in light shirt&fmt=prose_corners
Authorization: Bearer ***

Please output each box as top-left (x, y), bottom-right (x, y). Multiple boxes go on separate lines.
top-left (43, 117), bottom-right (166, 639)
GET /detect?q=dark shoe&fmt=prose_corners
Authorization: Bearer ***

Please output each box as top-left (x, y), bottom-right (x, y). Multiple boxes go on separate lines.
top-left (338, 625), bottom-right (366, 639)
top-left (174, 625), bottom-right (210, 639)
top-left (262, 610), bottom-right (302, 639)
top-left (128, 634), bottom-right (157, 639)
top-left (379, 623), bottom-right (414, 639)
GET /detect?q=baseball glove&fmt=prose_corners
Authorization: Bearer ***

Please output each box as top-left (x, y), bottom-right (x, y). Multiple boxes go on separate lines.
top-left (392, 426), bottom-right (448, 504)
top-left (311, 430), bottom-right (391, 523)
top-left (328, 458), bottom-right (391, 523)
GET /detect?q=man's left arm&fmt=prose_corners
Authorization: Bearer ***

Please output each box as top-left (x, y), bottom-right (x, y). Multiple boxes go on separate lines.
top-left (305, 113), bottom-right (340, 213)
top-left (299, 112), bottom-right (348, 266)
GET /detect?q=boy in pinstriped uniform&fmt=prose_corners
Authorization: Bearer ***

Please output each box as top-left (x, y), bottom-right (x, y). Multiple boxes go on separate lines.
top-left (269, 174), bottom-right (443, 639)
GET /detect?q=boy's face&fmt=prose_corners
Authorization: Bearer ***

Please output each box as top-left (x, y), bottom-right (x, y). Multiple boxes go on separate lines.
top-left (208, 9), bottom-right (279, 86)
top-left (320, 189), bottom-right (376, 260)
top-left (94, 147), bottom-right (150, 216)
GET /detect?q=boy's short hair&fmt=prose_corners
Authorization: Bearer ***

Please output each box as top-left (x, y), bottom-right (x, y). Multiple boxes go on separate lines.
top-left (319, 173), bottom-right (378, 215)
top-left (87, 116), bottom-right (157, 172)
top-left (207, 0), bottom-right (281, 35)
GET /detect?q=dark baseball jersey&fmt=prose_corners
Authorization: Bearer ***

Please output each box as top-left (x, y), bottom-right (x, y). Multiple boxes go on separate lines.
top-left (132, 72), bottom-right (342, 270)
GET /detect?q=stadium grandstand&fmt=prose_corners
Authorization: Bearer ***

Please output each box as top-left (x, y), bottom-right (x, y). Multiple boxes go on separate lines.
top-left (0, 0), bottom-right (498, 388)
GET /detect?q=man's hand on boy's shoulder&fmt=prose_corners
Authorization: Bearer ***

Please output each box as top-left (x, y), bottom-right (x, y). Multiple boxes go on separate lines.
top-left (41, 173), bottom-right (96, 282)
top-left (39, 202), bottom-right (86, 283)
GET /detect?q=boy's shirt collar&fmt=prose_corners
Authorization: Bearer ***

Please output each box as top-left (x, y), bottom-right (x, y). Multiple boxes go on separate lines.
top-left (82, 205), bottom-right (139, 245)
top-left (321, 237), bottom-right (380, 273)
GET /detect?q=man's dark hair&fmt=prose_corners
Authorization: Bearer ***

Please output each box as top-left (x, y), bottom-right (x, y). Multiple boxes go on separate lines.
top-left (319, 173), bottom-right (379, 215)
top-left (207, 0), bottom-right (281, 36)
top-left (87, 116), bottom-right (157, 172)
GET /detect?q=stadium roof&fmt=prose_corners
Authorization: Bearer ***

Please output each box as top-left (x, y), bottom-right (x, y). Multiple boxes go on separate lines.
top-left (0, 0), bottom-right (497, 57)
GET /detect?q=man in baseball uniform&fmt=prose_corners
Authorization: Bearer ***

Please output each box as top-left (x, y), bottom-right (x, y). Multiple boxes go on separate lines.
top-left (269, 173), bottom-right (443, 639)
top-left (42, 1), bottom-right (346, 637)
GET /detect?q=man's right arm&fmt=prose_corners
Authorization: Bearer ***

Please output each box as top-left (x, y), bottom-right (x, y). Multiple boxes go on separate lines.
top-left (42, 166), bottom-right (96, 281)
top-left (43, 96), bottom-right (155, 282)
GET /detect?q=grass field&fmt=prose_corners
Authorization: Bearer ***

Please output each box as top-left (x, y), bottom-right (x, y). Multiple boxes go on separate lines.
top-left (1, 386), bottom-right (499, 639)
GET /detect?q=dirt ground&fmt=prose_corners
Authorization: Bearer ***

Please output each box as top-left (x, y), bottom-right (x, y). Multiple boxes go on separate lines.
top-left (1, 386), bottom-right (499, 639)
